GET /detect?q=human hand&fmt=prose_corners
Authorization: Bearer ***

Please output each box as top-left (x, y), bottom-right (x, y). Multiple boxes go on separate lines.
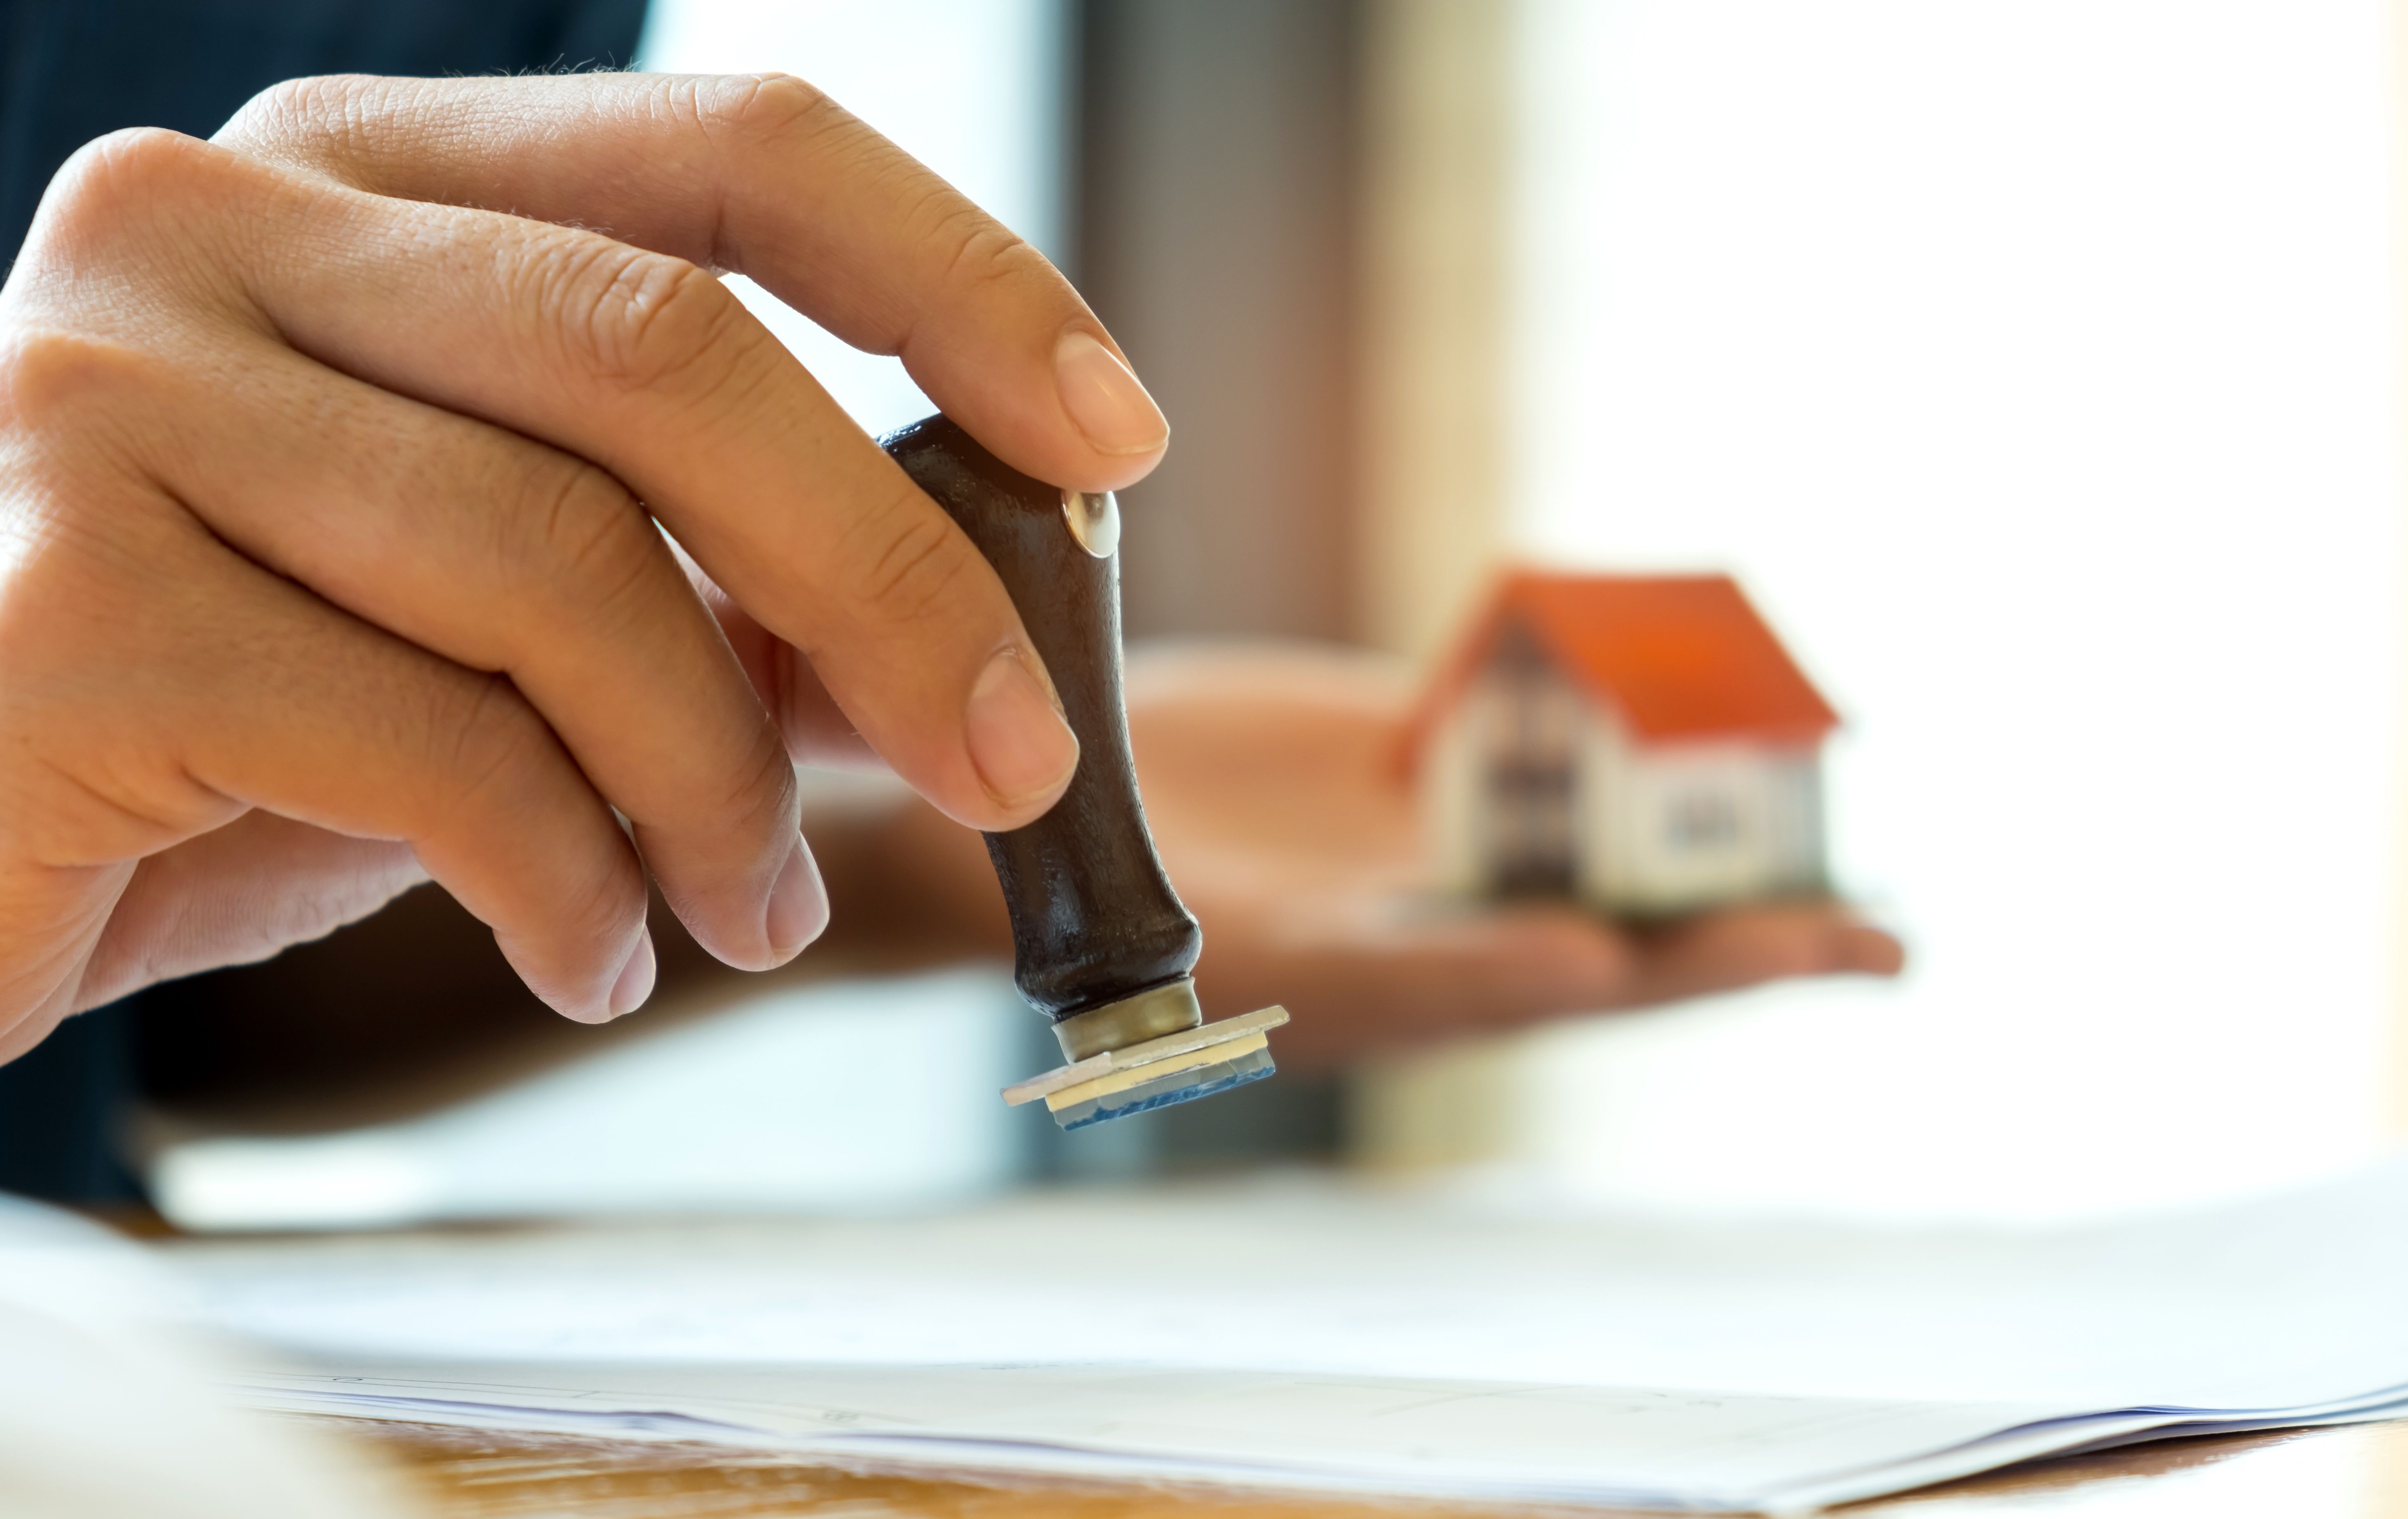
top-left (1121, 643), bottom-right (1903, 1069)
top-left (0, 73), bottom-right (1170, 1061)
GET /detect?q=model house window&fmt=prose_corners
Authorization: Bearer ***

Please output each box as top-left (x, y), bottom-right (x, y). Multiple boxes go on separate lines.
top-left (1665, 790), bottom-right (1740, 851)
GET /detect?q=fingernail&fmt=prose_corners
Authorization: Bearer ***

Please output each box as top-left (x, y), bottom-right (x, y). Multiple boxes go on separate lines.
top-left (608, 929), bottom-right (656, 1019)
top-left (1054, 330), bottom-right (1168, 456)
top-left (764, 832), bottom-right (829, 962)
top-left (965, 647), bottom-right (1079, 811)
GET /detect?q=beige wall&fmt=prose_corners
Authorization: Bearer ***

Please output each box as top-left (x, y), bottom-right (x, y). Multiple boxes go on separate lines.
top-left (1349, 0), bottom-right (1530, 1171)
top-left (1356, 0), bottom-right (1517, 660)
top-left (2395, 0), bottom-right (2408, 1139)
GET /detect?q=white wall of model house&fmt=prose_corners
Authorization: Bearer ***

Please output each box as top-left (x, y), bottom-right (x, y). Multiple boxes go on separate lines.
top-left (1428, 659), bottom-right (1827, 917)
top-left (1580, 719), bottom-right (1825, 915)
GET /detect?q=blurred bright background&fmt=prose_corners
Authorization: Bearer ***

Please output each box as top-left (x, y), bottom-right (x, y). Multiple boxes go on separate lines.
top-left (132, 0), bottom-right (2408, 1230)
top-left (634, 0), bottom-right (1068, 436)
top-left (1485, 0), bottom-right (2406, 1220)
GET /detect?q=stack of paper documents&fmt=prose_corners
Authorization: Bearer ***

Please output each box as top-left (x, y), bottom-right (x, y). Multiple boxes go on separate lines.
top-left (0, 1197), bottom-right (401, 1519)
top-left (174, 1159), bottom-right (2408, 1512)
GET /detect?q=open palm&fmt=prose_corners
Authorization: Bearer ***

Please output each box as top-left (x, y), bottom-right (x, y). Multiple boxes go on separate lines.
top-left (1118, 643), bottom-right (1903, 1070)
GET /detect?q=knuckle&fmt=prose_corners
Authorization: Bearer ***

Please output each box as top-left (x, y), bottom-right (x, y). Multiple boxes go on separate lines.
top-left (430, 672), bottom-right (541, 802)
top-left (538, 856), bottom-right (643, 957)
top-left (552, 241), bottom-right (745, 393)
top-left (687, 71), bottom-right (844, 150)
top-left (550, 834), bottom-right (645, 948)
top-left (32, 128), bottom-right (222, 251)
top-left (519, 460), bottom-right (661, 630)
top-left (850, 505), bottom-right (979, 627)
top-left (428, 669), bottom-right (554, 828)
top-left (721, 719), bottom-right (801, 838)
top-left (14, 129), bottom-right (292, 320)
top-left (426, 677), bottom-right (638, 944)
top-left (79, 125), bottom-right (214, 190)
top-left (216, 74), bottom-right (374, 158)
top-left (0, 329), bottom-right (153, 442)
top-left (928, 201), bottom-right (1047, 299)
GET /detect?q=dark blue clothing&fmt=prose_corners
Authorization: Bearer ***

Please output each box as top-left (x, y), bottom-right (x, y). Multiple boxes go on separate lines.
top-left (2, 0), bottom-right (647, 275)
top-left (0, 0), bottom-right (648, 1202)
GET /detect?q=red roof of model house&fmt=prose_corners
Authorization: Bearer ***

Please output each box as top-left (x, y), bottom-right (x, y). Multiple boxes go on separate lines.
top-left (1411, 570), bottom-right (1840, 751)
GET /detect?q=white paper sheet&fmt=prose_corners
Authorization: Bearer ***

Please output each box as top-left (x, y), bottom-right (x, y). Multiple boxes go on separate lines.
top-left (178, 1157), bottom-right (2408, 1512)
top-left (0, 1197), bottom-right (402, 1519)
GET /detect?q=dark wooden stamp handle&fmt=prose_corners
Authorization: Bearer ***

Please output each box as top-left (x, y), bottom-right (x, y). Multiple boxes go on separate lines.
top-left (881, 415), bottom-right (1203, 1023)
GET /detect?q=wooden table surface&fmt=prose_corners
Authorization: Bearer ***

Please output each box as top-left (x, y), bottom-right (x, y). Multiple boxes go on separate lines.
top-left (317, 1413), bottom-right (2408, 1519)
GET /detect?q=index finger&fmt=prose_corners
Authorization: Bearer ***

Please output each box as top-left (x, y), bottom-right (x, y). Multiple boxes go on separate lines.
top-left (216, 71), bottom-right (1169, 491)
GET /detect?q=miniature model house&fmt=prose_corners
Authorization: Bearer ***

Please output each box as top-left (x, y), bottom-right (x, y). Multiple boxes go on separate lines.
top-left (1414, 571), bottom-right (1837, 918)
